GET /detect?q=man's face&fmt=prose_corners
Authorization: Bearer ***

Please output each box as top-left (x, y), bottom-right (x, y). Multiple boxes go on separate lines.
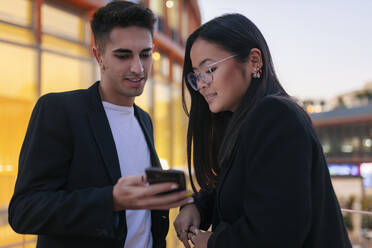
top-left (94, 26), bottom-right (153, 106)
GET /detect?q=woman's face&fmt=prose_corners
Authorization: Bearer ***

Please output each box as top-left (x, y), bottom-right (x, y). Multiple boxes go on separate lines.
top-left (189, 39), bottom-right (254, 113)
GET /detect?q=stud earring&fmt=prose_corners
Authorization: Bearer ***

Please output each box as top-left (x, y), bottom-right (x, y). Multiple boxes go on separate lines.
top-left (252, 67), bottom-right (262, 79)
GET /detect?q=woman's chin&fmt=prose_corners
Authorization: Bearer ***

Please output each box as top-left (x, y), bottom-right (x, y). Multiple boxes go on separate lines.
top-left (208, 103), bottom-right (222, 113)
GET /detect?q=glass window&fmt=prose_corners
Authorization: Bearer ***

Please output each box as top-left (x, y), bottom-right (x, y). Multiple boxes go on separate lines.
top-left (42, 4), bottom-right (86, 42)
top-left (154, 82), bottom-right (171, 169)
top-left (351, 124), bottom-right (361, 155)
top-left (318, 127), bottom-right (330, 154)
top-left (0, 42), bottom-right (37, 100)
top-left (0, 0), bottom-right (32, 26)
top-left (171, 84), bottom-right (187, 169)
top-left (341, 125), bottom-right (353, 155)
top-left (42, 34), bottom-right (90, 58)
top-left (161, 53), bottom-right (170, 78)
top-left (172, 62), bottom-right (182, 83)
top-left (150, 0), bottom-right (165, 33)
top-left (326, 127), bottom-right (334, 156)
top-left (41, 52), bottom-right (94, 94)
top-left (181, 0), bottom-right (189, 43)
top-left (0, 97), bottom-right (34, 203)
top-left (362, 124), bottom-right (372, 153)
top-left (152, 52), bottom-right (161, 75)
top-left (333, 126), bottom-right (342, 156)
top-left (0, 80), bottom-right (36, 248)
top-left (0, 22), bottom-right (35, 45)
top-left (166, 0), bottom-right (179, 42)
top-left (152, 51), bottom-right (169, 80)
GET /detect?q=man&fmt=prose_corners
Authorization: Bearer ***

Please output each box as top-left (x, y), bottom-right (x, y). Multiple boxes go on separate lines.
top-left (8, 2), bottom-right (192, 248)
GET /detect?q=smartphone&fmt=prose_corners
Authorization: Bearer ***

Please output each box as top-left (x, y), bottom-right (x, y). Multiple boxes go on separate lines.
top-left (145, 167), bottom-right (186, 193)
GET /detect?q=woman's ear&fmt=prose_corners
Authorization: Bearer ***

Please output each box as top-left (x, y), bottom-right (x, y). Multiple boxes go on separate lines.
top-left (248, 48), bottom-right (263, 79)
top-left (249, 48), bottom-right (262, 68)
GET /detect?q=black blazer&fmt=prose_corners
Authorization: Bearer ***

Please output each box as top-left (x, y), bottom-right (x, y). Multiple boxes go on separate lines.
top-left (194, 96), bottom-right (351, 248)
top-left (8, 82), bottom-right (169, 248)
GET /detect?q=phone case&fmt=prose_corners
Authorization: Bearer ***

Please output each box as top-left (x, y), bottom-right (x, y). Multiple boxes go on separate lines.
top-left (145, 167), bottom-right (186, 192)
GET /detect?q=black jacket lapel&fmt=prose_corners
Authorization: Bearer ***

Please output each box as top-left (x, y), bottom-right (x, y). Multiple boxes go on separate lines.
top-left (87, 82), bottom-right (121, 184)
top-left (134, 105), bottom-right (162, 168)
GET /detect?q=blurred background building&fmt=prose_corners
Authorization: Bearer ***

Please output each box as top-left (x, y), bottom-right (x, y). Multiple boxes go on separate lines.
top-left (301, 81), bottom-right (372, 197)
top-left (301, 81), bottom-right (372, 244)
top-left (0, 0), bottom-right (200, 247)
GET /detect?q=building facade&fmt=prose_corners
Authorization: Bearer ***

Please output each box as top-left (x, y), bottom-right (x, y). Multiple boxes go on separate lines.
top-left (0, 0), bottom-right (200, 247)
top-left (311, 105), bottom-right (372, 198)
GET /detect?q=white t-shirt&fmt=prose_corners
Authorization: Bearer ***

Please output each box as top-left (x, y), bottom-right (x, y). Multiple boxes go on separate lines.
top-left (103, 101), bottom-right (152, 248)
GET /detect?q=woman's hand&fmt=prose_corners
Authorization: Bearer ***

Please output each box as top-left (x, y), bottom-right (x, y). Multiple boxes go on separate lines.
top-left (189, 227), bottom-right (212, 248)
top-left (174, 203), bottom-right (201, 248)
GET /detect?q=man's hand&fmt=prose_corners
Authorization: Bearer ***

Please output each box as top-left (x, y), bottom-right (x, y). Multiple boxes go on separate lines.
top-left (174, 203), bottom-right (201, 248)
top-left (112, 174), bottom-right (193, 211)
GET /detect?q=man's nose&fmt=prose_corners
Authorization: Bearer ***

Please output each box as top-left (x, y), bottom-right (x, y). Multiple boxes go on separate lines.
top-left (130, 56), bottom-right (144, 74)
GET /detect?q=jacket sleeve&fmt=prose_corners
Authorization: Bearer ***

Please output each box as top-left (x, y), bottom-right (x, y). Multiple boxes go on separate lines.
top-left (8, 94), bottom-right (120, 239)
top-left (194, 189), bottom-right (216, 230)
top-left (208, 97), bottom-right (313, 247)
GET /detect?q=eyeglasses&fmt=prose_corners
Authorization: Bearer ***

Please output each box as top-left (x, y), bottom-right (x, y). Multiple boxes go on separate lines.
top-left (186, 54), bottom-right (237, 91)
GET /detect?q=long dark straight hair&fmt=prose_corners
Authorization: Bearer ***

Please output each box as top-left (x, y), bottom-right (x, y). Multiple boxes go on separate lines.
top-left (182, 14), bottom-right (291, 192)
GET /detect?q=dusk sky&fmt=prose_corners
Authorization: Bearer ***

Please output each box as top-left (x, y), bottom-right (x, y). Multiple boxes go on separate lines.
top-left (198, 0), bottom-right (372, 100)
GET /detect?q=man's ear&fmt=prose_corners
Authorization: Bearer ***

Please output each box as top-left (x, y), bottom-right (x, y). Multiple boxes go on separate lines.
top-left (92, 46), bottom-right (104, 70)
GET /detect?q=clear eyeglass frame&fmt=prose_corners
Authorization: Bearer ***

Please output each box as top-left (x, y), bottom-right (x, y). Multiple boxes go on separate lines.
top-left (186, 54), bottom-right (237, 91)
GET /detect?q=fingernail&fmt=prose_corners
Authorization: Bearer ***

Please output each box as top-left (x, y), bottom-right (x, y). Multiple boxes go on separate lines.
top-left (187, 197), bottom-right (194, 203)
top-left (186, 192), bottom-right (193, 197)
top-left (171, 184), bottom-right (178, 190)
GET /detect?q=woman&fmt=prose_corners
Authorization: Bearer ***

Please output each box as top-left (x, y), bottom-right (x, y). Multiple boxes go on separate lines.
top-left (174, 14), bottom-right (351, 248)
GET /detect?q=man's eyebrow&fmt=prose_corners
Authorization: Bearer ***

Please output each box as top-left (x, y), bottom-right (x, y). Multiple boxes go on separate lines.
top-left (112, 48), bottom-right (132, 53)
top-left (111, 47), bottom-right (153, 53)
top-left (192, 58), bottom-right (212, 70)
top-left (141, 47), bottom-right (153, 53)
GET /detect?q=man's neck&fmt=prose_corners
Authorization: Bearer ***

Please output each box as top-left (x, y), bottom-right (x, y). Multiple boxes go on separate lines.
top-left (98, 81), bottom-right (135, 107)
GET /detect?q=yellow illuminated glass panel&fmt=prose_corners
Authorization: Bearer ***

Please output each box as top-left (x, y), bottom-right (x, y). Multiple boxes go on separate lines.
top-left (171, 84), bottom-right (187, 168)
top-left (0, 0), bottom-right (32, 26)
top-left (0, 96), bottom-right (35, 247)
top-left (42, 34), bottom-right (90, 58)
top-left (167, 0), bottom-right (178, 30)
top-left (154, 82), bottom-right (171, 168)
top-left (0, 225), bottom-right (35, 248)
top-left (161, 54), bottom-right (169, 77)
top-left (181, 1), bottom-right (189, 42)
top-left (153, 52), bottom-right (161, 74)
top-left (172, 62), bottom-right (182, 83)
top-left (0, 43), bottom-right (37, 100)
top-left (41, 52), bottom-right (94, 94)
top-left (153, 52), bottom-right (169, 79)
top-left (0, 22), bottom-right (35, 45)
top-left (42, 4), bottom-right (85, 41)
top-left (150, 0), bottom-right (164, 17)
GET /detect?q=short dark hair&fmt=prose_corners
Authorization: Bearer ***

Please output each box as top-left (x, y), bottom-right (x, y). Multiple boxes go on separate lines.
top-left (91, 1), bottom-right (156, 51)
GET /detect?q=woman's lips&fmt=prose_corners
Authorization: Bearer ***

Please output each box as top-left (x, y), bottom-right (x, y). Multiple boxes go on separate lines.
top-left (204, 93), bottom-right (217, 103)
